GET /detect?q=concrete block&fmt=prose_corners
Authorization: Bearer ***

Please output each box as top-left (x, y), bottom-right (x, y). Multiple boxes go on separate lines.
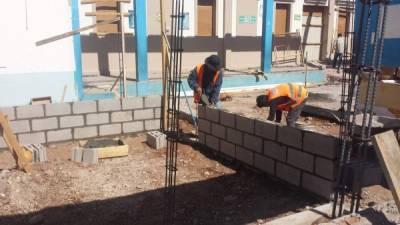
top-left (205, 107), bottom-right (220, 123)
top-left (60, 115), bottom-right (84, 128)
top-left (198, 119), bottom-right (211, 133)
top-left (123, 121), bottom-right (144, 133)
top-left (205, 134), bottom-right (219, 151)
top-left (122, 97), bottom-right (143, 110)
top-left (198, 105), bottom-right (206, 119)
top-left (0, 107), bottom-right (15, 120)
top-left (86, 113), bottom-right (109, 125)
top-left (25, 144), bottom-right (47, 162)
top-left (10, 120), bottom-right (30, 133)
top-left (99, 124), bottom-right (122, 136)
top-left (98, 99), bottom-right (121, 112)
top-left (32, 117), bottom-right (58, 131)
top-left (303, 132), bottom-right (340, 159)
top-left (47, 129), bottom-right (72, 142)
top-left (146, 131), bottom-right (167, 149)
top-left (276, 162), bottom-right (301, 186)
top-left (236, 146), bottom-right (254, 165)
top-left (277, 126), bottom-right (302, 148)
top-left (198, 132), bottom-right (206, 145)
top-left (16, 105), bottom-right (44, 119)
top-left (71, 148), bottom-right (83, 162)
top-left (302, 172), bottom-right (334, 199)
top-left (255, 119), bottom-right (277, 140)
top-left (111, 111), bottom-right (133, 123)
top-left (134, 109), bottom-right (154, 120)
top-left (315, 157), bottom-right (337, 181)
top-left (287, 148), bottom-right (314, 172)
top-left (211, 123), bottom-right (226, 139)
top-left (145, 120), bottom-right (160, 131)
top-left (244, 134), bottom-right (262, 153)
top-left (154, 108), bottom-right (161, 119)
top-left (255, 154), bottom-right (275, 175)
top-left (220, 140), bottom-right (235, 158)
top-left (74, 126), bottom-right (98, 139)
top-left (220, 110), bottom-right (235, 128)
top-left (0, 137), bottom-right (7, 149)
top-left (227, 128), bottom-right (243, 145)
top-left (82, 148), bottom-right (98, 164)
top-left (264, 140), bottom-right (287, 162)
top-left (18, 132), bottom-right (45, 145)
top-left (236, 115), bottom-right (254, 134)
top-left (72, 101), bottom-right (97, 114)
top-left (45, 103), bottom-right (71, 116)
top-left (144, 95), bottom-right (162, 108)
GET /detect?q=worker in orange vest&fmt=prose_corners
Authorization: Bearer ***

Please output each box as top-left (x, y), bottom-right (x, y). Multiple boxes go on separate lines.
top-left (187, 55), bottom-right (223, 107)
top-left (256, 83), bottom-right (308, 127)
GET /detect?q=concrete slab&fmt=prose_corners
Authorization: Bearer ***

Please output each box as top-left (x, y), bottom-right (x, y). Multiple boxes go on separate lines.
top-left (265, 204), bottom-right (331, 225)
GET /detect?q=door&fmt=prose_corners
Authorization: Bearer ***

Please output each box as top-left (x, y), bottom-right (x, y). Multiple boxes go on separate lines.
top-left (275, 4), bottom-right (290, 34)
top-left (302, 6), bottom-right (324, 60)
top-left (197, 0), bottom-right (214, 36)
top-left (338, 10), bottom-right (347, 36)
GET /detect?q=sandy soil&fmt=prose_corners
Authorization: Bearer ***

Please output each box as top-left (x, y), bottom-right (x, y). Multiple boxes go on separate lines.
top-left (0, 129), bottom-right (323, 225)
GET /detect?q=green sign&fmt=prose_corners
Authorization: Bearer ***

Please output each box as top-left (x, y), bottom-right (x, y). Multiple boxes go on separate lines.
top-left (239, 16), bottom-right (257, 24)
top-left (294, 14), bottom-right (301, 21)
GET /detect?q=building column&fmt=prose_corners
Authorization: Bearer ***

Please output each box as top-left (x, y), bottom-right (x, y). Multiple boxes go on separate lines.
top-left (323, 0), bottom-right (336, 60)
top-left (289, 0), bottom-right (304, 33)
top-left (71, 0), bottom-right (84, 99)
top-left (261, 0), bottom-right (274, 72)
top-left (134, 0), bottom-right (148, 81)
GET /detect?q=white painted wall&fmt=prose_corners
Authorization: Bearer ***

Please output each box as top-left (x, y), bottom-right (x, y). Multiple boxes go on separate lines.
top-left (385, 4), bottom-right (400, 39)
top-left (183, 0), bottom-right (196, 37)
top-left (0, 0), bottom-right (75, 74)
top-left (290, 0), bottom-right (304, 32)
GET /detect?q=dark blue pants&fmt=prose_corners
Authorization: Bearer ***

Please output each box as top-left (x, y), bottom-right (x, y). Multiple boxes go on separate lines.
top-left (333, 53), bottom-right (343, 69)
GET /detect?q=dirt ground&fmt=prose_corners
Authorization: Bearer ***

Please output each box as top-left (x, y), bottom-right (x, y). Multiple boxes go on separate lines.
top-left (0, 127), bottom-right (325, 225)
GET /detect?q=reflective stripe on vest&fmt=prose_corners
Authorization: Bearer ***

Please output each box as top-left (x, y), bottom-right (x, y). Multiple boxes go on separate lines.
top-left (194, 64), bottom-right (219, 103)
top-left (266, 83), bottom-right (308, 110)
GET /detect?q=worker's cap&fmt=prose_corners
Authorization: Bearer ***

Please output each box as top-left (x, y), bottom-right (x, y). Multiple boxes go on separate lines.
top-left (256, 94), bottom-right (270, 107)
top-left (205, 55), bottom-right (222, 71)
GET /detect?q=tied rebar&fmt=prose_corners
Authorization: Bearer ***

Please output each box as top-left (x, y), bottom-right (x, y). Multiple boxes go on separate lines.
top-left (163, 0), bottom-right (185, 225)
top-left (332, 0), bottom-right (390, 218)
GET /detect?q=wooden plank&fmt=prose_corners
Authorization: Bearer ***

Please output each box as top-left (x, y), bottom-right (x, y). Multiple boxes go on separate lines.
top-left (81, 0), bottom-right (130, 4)
top-left (36, 17), bottom-right (120, 46)
top-left (372, 130), bottom-right (400, 211)
top-left (96, 145), bottom-right (129, 159)
top-left (85, 12), bottom-right (129, 17)
top-left (0, 112), bottom-right (31, 172)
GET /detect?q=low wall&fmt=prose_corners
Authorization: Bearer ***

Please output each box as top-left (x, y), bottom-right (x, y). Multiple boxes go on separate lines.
top-left (197, 105), bottom-right (341, 199)
top-left (0, 96), bottom-right (161, 149)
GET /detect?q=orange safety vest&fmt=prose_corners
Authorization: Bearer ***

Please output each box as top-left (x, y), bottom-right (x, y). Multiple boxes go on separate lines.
top-left (194, 64), bottom-right (220, 103)
top-left (266, 83), bottom-right (308, 111)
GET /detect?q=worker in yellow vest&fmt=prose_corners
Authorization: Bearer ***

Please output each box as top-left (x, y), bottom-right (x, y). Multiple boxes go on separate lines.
top-left (256, 83), bottom-right (308, 127)
top-left (187, 55), bottom-right (223, 108)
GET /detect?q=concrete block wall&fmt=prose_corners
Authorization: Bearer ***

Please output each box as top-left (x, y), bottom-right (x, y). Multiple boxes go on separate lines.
top-left (197, 105), bottom-right (340, 199)
top-left (0, 96), bottom-right (161, 148)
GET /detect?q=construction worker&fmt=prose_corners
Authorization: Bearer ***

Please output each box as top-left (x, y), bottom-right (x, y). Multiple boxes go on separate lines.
top-left (256, 83), bottom-right (308, 127)
top-left (333, 33), bottom-right (345, 73)
top-left (187, 55), bottom-right (223, 108)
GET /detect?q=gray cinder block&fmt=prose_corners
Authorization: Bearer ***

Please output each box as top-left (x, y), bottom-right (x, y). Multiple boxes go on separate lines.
top-left (0, 137), bottom-right (7, 149)
top-left (123, 121), bottom-right (144, 133)
top-left (145, 120), bottom-right (160, 131)
top-left (0, 107), bottom-right (16, 120)
top-left (144, 95), bottom-right (162, 108)
top-left (71, 148), bottom-right (83, 162)
top-left (32, 117), bottom-right (58, 131)
top-left (263, 140), bottom-right (287, 162)
top-left (255, 119), bottom-right (277, 140)
top-left (198, 132), bottom-right (206, 145)
top-left (205, 134), bottom-right (219, 151)
top-left (287, 148), bottom-right (314, 172)
top-left (72, 101), bottom-right (97, 114)
top-left (122, 97), bottom-right (144, 110)
top-left (82, 148), bottom-right (98, 164)
top-left (45, 103), bottom-right (71, 116)
top-left (205, 107), bottom-right (220, 123)
top-left (220, 110), bottom-right (235, 128)
top-left (111, 111), bottom-right (133, 123)
top-left (303, 132), bottom-right (340, 159)
top-left (16, 105), bottom-right (44, 119)
top-left (154, 108), bottom-right (161, 119)
top-left (276, 162), bottom-right (301, 186)
top-left (244, 134), bottom-right (262, 153)
top-left (277, 126), bottom-right (302, 148)
top-left (211, 123), bottom-right (226, 139)
top-left (254, 154), bottom-right (275, 175)
top-left (60, 115), bottom-right (84, 128)
top-left (198, 119), bottom-right (211, 133)
top-left (134, 109), bottom-right (154, 120)
top-left (47, 129), bottom-right (72, 142)
top-left (18, 132), bottom-right (45, 145)
top-left (86, 113), bottom-right (109, 125)
top-left (227, 128), bottom-right (243, 145)
top-left (220, 140), bottom-right (235, 158)
top-left (99, 124), bottom-right (122, 136)
top-left (235, 146), bottom-right (254, 165)
top-left (98, 99), bottom-right (121, 112)
top-left (25, 144), bottom-right (47, 163)
top-left (315, 157), bottom-right (337, 181)
top-left (74, 126), bottom-right (98, 139)
top-left (302, 172), bottom-right (334, 199)
top-left (10, 120), bottom-right (30, 133)
top-left (146, 131), bottom-right (167, 149)
top-left (236, 115), bottom-right (254, 134)
top-left (198, 105), bottom-right (206, 119)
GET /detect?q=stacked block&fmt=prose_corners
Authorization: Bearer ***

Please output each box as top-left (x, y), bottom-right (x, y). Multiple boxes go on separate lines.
top-left (146, 131), bottom-right (167, 149)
